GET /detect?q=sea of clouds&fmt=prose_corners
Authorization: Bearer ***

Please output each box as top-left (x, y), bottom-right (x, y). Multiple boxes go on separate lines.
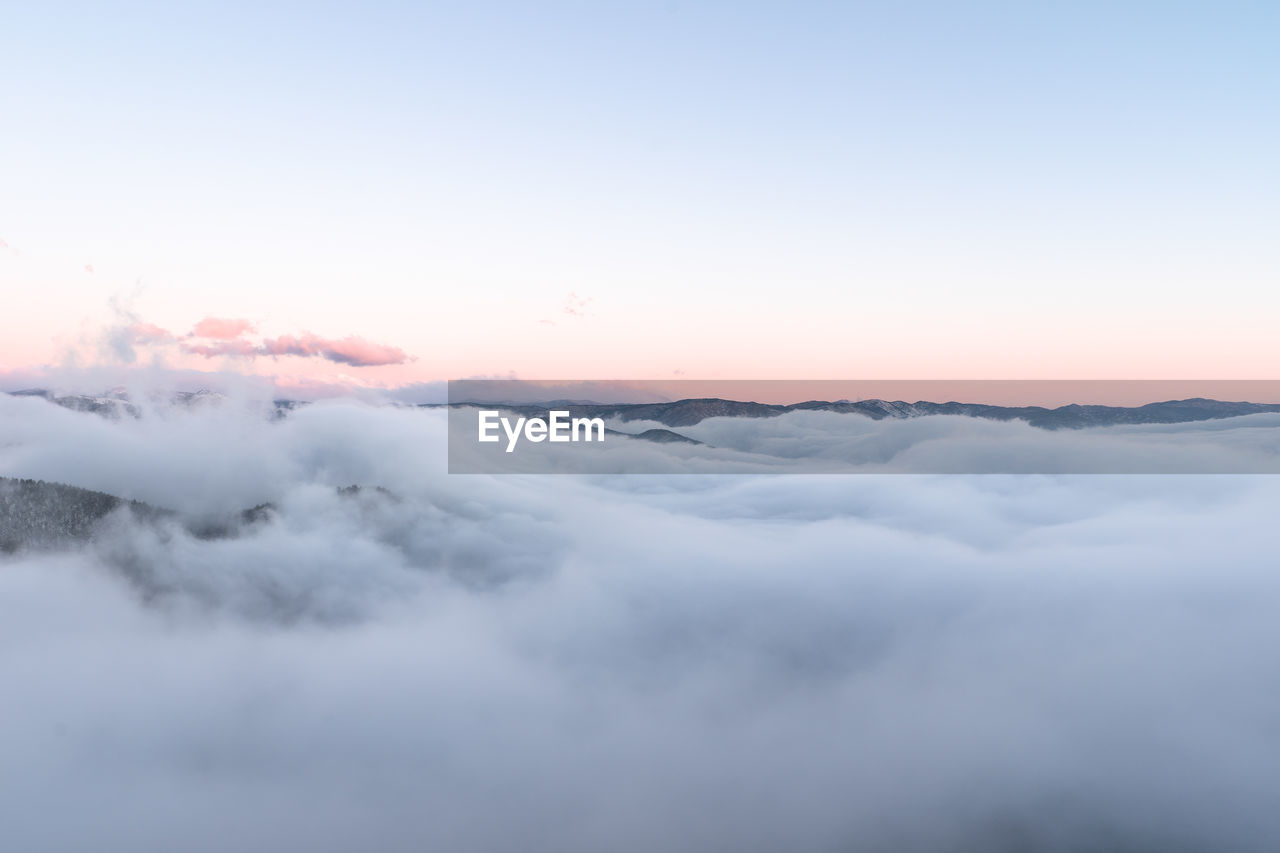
top-left (449, 406), bottom-right (1280, 474)
top-left (2, 391), bottom-right (1280, 852)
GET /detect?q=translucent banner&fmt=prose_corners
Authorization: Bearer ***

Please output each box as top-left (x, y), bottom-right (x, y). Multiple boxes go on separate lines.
top-left (446, 380), bottom-right (1280, 474)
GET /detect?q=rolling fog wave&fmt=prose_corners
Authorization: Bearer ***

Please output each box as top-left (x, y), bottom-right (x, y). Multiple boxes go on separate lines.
top-left (2, 394), bottom-right (1279, 852)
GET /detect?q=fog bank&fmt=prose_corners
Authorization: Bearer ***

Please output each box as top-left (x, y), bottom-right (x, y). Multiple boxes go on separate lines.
top-left (2, 394), bottom-right (1279, 851)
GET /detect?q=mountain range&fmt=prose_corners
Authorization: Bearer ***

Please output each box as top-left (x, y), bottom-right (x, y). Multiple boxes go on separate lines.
top-left (6, 388), bottom-right (301, 419)
top-left (7, 389), bottom-right (1280, 432)
top-left (444, 396), bottom-right (1280, 430)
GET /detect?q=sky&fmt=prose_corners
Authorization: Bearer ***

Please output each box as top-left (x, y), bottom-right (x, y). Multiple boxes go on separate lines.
top-left (2, 1), bottom-right (1278, 389)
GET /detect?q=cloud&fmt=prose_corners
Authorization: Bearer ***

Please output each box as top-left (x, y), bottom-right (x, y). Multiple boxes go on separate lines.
top-left (563, 291), bottom-right (592, 318)
top-left (2, 392), bottom-right (1280, 852)
top-left (73, 302), bottom-right (412, 370)
top-left (190, 317), bottom-right (256, 339)
top-left (130, 322), bottom-right (177, 344)
top-left (84, 264), bottom-right (94, 273)
top-left (539, 292), bottom-right (593, 325)
top-left (180, 339), bottom-right (259, 358)
top-left (99, 297), bottom-right (177, 364)
top-left (105, 323), bottom-right (177, 362)
top-left (173, 330), bottom-right (412, 367)
top-left (445, 407), bottom-right (1280, 474)
top-left (256, 333), bottom-right (412, 366)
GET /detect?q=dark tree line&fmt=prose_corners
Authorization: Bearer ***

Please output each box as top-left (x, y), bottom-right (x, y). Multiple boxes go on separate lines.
top-left (0, 478), bottom-right (161, 553)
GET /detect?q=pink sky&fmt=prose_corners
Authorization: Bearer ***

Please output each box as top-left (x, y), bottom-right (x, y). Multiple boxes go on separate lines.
top-left (446, 379), bottom-right (1280, 408)
top-left (3, 0), bottom-right (1276, 399)
top-left (2, 298), bottom-right (1279, 404)
top-left (1, 233), bottom-right (1276, 395)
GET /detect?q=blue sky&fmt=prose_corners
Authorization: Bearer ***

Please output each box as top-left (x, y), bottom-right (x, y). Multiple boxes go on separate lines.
top-left (2, 1), bottom-right (1277, 382)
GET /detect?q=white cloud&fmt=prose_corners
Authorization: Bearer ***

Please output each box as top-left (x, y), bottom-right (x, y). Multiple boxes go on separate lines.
top-left (2, 395), bottom-right (1280, 851)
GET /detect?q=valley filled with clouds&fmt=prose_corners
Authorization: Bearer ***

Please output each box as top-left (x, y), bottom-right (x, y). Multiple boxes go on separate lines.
top-left (3, 392), bottom-right (1279, 851)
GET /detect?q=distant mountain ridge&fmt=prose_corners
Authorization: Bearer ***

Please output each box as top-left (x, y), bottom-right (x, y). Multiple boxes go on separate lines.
top-left (444, 396), bottom-right (1280, 430)
top-left (5, 388), bottom-right (301, 420)
top-left (8, 389), bottom-right (1280, 431)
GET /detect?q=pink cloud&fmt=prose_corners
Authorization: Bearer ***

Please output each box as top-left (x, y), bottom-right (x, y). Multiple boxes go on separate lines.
top-left (180, 332), bottom-right (412, 367)
top-left (259, 334), bottom-right (411, 367)
top-left (100, 321), bottom-right (177, 363)
top-left (181, 339), bottom-right (259, 358)
top-left (131, 322), bottom-right (177, 343)
top-left (563, 292), bottom-right (592, 318)
top-left (191, 317), bottom-right (256, 339)
top-left (84, 264), bottom-right (94, 274)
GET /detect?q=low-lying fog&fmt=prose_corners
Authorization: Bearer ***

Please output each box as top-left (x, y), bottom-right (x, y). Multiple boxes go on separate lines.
top-left (2, 392), bottom-right (1278, 852)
